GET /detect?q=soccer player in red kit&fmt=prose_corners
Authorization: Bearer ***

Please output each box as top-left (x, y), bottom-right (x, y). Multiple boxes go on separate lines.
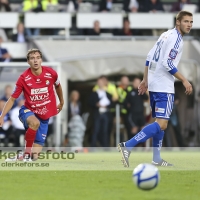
top-left (0, 49), bottom-right (64, 161)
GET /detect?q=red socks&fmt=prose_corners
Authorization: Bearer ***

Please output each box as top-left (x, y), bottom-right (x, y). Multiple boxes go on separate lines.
top-left (24, 128), bottom-right (37, 157)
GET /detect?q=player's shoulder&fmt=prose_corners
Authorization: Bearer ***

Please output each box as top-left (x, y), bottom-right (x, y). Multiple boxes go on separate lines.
top-left (20, 68), bottom-right (31, 79)
top-left (167, 28), bottom-right (182, 41)
top-left (42, 66), bottom-right (57, 75)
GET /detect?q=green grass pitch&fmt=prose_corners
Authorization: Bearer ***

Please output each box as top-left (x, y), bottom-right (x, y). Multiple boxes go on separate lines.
top-left (0, 151), bottom-right (199, 200)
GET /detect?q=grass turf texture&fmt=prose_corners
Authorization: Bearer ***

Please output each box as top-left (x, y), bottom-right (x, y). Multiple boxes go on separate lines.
top-left (0, 151), bottom-right (199, 200)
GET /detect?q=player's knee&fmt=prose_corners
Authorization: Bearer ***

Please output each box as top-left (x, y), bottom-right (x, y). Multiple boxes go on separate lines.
top-left (29, 119), bottom-right (40, 130)
top-left (159, 123), bottom-right (168, 130)
top-left (156, 120), bottom-right (168, 130)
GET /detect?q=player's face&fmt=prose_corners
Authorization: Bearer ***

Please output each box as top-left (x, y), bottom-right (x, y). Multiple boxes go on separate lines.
top-left (27, 52), bottom-right (42, 70)
top-left (177, 15), bottom-right (193, 35)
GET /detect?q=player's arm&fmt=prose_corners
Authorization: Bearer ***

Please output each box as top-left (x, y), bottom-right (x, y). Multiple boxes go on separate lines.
top-left (0, 77), bottom-right (23, 126)
top-left (0, 97), bottom-right (16, 127)
top-left (52, 69), bottom-right (64, 113)
top-left (55, 84), bottom-right (64, 113)
top-left (138, 41), bottom-right (158, 96)
top-left (173, 71), bottom-right (192, 95)
top-left (162, 35), bottom-right (192, 95)
top-left (138, 64), bottom-right (149, 95)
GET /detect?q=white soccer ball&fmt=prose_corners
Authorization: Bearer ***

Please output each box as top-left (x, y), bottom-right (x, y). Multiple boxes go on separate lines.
top-left (132, 163), bottom-right (160, 190)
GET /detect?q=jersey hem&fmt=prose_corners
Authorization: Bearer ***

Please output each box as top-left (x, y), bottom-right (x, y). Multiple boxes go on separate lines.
top-left (148, 90), bottom-right (175, 94)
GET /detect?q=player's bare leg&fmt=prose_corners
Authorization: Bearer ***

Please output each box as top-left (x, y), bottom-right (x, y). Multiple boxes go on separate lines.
top-left (155, 118), bottom-right (168, 131)
top-left (31, 143), bottom-right (43, 161)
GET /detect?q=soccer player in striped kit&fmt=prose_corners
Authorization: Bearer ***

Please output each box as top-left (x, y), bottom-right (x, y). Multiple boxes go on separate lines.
top-left (118, 10), bottom-right (193, 167)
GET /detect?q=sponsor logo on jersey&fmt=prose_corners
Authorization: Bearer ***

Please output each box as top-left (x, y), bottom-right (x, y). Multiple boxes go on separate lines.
top-left (35, 100), bottom-right (51, 107)
top-left (44, 73), bottom-right (52, 78)
top-left (30, 93), bottom-right (49, 101)
top-left (31, 87), bottom-right (48, 95)
top-left (46, 80), bottom-right (50, 85)
top-left (42, 134), bottom-right (46, 140)
top-left (36, 78), bottom-right (42, 83)
top-left (45, 73), bottom-right (51, 76)
top-left (24, 109), bottom-right (31, 113)
top-left (44, 76), bottom-right (52, 78)
top-left (27, 83), bottom-right (32, 86)
top-left (34, 106), bottom-right (48, 115)
top-left (169, 49), bottom-right (178, 59)
top-left (149, 62), bottom-right (156, 71)
top-left (25, 77), bottom-right (31, 81)
top-left (155, 107), bottom-right (165, 113)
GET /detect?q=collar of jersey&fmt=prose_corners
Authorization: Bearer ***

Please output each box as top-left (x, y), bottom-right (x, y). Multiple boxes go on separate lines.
top-left (29, 66), bottom-right (44, 77)
top-left (174, 28), bottom-right (182, 38)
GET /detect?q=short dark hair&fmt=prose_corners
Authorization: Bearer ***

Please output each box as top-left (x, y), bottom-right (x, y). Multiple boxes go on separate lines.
top-left (176, 11), bottom-right (193, 21)
top-left (26, 49), bottom-right (42, 60)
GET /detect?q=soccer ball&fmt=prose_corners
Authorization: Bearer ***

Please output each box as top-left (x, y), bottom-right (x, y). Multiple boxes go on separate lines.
top-left (132, 163), bottom-right (160, 190)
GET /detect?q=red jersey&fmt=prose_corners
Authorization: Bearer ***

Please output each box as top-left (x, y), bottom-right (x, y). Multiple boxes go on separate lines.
top-left (12, 66), bottom-right (60, 120)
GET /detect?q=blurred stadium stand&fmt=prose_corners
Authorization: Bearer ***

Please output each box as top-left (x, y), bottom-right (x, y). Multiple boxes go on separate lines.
top-left (6, 0), bottom-right (200, 13)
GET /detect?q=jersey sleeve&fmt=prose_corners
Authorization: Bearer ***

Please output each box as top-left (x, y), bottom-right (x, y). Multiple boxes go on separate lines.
top-left (161, 34), bottom-right (182, 75)
top-left (50, 68), bottom-right (60, 86)
top-left (11, 76), bottom-right (23, 99)
top-left (146, 47), bottom-right (155, 67)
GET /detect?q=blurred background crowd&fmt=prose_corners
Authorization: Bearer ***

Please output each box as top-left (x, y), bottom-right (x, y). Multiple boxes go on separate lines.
top-left (0, 75), bottom-right (195, 149)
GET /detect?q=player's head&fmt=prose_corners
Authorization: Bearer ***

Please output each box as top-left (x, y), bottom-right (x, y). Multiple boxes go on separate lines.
top-left (27, 49), bottom-right (43, 70)
top-left (176, 11), bottom-right (193, 35)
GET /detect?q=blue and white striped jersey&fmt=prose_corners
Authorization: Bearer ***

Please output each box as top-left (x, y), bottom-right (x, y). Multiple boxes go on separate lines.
top-left (146, 28), bottom-right (183, 93)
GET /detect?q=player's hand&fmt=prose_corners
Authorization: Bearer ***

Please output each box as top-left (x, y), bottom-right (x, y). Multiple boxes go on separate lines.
top-left (182, 80), bottom-right (193, 95)
top-left (57, 103), bottom-right (64, 113)
top-left (138, 80), bottom-right (148, 95)
top-left (0, 116), bottom-right (4, 128)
